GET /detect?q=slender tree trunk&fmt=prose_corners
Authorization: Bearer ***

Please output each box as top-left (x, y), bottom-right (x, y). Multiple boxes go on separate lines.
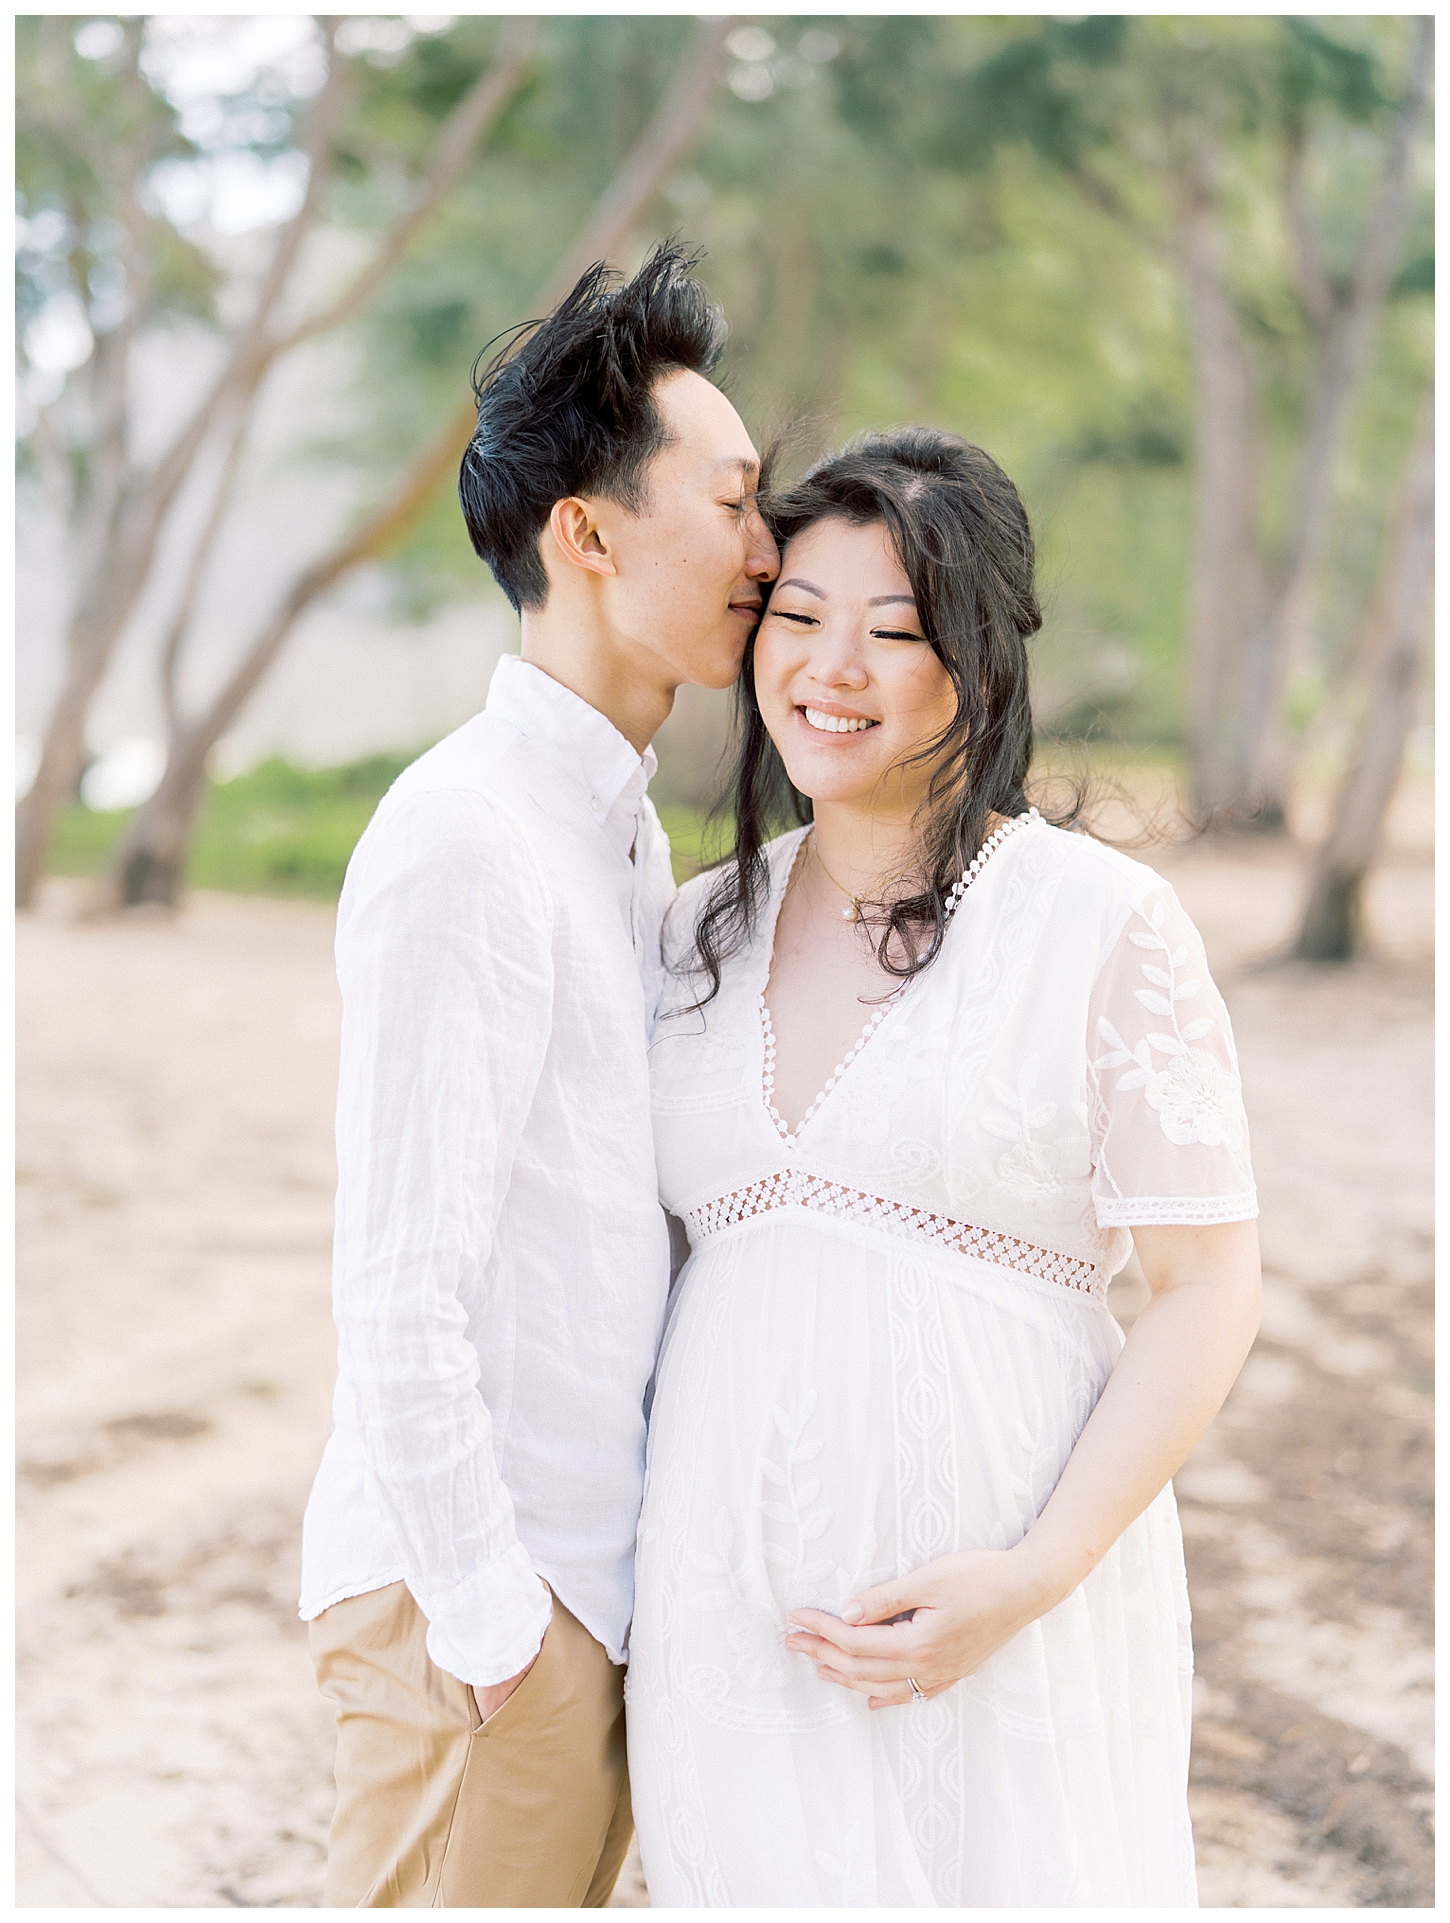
top-left (100, 16), bottom-right (737, 912)
top-left (1227, 269), bottom-right (1388, 833)
top-left (1291, 387), bottom-right (1432, 961)
top-left (1177, 160), bottom-right (1268, 822)
top-left (15, 494), bottom-right (177, 899)
top-left (159, 415), bottom-right (252, 731)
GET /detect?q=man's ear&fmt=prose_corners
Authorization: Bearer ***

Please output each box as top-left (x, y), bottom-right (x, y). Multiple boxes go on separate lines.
top-left (546, 497), bottom-right (617, 580)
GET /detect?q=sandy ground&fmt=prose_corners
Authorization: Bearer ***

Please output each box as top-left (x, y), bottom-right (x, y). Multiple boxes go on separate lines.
top-left (16, 813), bottom-right (1432, 1908)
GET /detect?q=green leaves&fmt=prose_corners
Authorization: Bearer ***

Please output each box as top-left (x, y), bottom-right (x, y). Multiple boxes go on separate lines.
top-left (1279, 19), bottom-right (1385, 125)
top-left (932, 21), bottom-right (1127, 176)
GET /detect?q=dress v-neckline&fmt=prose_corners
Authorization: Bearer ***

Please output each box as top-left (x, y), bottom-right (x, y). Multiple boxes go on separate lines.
top-left (755, 830), bottom-right (911, 1150)
top-left (754, 813), bottom-right (1040, 1149)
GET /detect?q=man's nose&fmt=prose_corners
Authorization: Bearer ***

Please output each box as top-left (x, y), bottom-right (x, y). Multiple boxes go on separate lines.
top-left (746, 508), bottom-right (779, 581)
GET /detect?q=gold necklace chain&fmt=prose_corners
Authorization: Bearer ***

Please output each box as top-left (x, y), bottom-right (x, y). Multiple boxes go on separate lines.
top-left (809, 832), bottom-right (921, 924)
top-left (807, 813), bottom-right (1024, 924)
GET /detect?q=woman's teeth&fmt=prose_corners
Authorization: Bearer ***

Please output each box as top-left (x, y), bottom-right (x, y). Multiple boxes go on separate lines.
top-left (802, 707), bottom-right (878, 735)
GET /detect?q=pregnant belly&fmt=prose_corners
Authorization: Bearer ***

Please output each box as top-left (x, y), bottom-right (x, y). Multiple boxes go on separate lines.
top-left (633, 1217), bottom-right (1120, 1734)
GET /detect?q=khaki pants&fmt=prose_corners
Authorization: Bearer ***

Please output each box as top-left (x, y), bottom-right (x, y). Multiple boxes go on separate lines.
top-left (310, 1581), bottom-right (632, 1907)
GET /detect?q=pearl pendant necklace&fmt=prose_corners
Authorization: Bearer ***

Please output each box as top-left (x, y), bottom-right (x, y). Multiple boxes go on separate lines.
top-left (809, 837), bottom-right (920, 922)
top-left (760, 807), bottom-right (1040, 1145)
top-left (810, 809), bottom-right (1040, 925)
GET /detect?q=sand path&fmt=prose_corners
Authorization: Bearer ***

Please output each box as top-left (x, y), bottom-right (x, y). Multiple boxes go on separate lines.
top-left (16, 830), bottom-right (1431, 1907)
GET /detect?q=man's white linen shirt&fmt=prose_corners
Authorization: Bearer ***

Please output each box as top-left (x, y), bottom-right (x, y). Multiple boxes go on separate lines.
top-left (299, 654), bottom-right (676, 1687)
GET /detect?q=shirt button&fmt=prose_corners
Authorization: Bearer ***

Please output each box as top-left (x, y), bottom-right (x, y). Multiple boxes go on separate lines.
top-left (590, 795), bottom-right (602, 811)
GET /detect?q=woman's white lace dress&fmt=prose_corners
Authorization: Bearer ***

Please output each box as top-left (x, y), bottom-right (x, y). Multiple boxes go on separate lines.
top-left (626, 815), bottom-right (1257, 1907)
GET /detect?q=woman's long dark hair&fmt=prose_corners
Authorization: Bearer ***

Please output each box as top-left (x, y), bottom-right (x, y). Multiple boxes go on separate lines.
top-left (687, 425), bottom-right (1078, 1005)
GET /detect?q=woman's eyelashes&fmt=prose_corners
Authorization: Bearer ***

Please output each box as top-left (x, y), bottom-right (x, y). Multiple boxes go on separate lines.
top-left (764, 608), bottom-right (927, 641)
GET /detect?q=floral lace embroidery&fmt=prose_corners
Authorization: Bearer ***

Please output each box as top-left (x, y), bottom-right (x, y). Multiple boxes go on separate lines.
top-left (683, 1168), bottom-right (1103, 1297)
top-left (1094, 895), bottom-right (1246, 1151)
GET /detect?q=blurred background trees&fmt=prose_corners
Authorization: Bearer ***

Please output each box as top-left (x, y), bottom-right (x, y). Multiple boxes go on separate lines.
top-left (15, 14), bottom-right (1433, 957)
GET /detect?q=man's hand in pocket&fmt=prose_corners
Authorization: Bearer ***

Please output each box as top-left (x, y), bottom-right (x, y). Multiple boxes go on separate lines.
top-left (471, 1657), bottom-right (535, 1725)
top-left (470, 1580), bottom-right (552, 1725)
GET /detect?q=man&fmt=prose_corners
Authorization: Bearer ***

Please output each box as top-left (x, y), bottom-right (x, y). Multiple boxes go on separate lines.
top-left (299, 244), bottom-right (779, 1906)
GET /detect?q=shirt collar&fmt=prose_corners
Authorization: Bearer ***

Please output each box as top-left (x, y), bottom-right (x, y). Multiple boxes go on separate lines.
top-left (487, 654), bottom-right (658, 821)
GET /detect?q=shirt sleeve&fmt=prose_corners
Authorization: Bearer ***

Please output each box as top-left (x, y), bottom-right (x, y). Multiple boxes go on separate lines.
top-left (1086, 877), bottom-right (1257, 1229)
top-left (332, 786), bottom-right (554, 1687)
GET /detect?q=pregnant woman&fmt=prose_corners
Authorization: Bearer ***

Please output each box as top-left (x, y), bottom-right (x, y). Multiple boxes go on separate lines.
top-left (626, 427), bottom-right (1262, 1906)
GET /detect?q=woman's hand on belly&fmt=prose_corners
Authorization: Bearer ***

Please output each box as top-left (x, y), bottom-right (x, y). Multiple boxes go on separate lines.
top-left (786, 1225), bottom-right (1262, 1710)
top-left (784, 1548), bottom-right (1056, 1709)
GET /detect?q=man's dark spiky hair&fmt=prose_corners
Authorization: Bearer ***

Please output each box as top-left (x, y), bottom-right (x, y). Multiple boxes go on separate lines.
top-left (457, 242), bottom-right (727, 611)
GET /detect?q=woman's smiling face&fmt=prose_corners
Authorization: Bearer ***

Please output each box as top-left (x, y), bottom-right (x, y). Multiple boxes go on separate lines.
top-left (752, 516), bottom-right (959, 815)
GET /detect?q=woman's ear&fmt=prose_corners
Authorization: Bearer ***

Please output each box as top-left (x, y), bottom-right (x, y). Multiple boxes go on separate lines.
top-left (545, 497), bottom-right (618, 580)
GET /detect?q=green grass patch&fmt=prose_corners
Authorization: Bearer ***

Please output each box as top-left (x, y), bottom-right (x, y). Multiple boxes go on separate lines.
top-left (48, 757), bottom-right (727, 901)
top-left (49, 753), bottom-right (418, 901)
top-left (655, 806), bottom-right (728, 885)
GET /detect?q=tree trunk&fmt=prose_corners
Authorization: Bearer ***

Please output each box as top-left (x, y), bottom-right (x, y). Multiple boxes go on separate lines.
top-left (15, 655), bottom-right (103, 900)
top-left (159, 415), bottom-right (252, 731)
top-left (15, 493), bottom-right (175, 902)
top-left (1291, 387), bottom-right (1432, 961)
top-left (100, 16), bottom-right (737, 912)
top-left (1237, 17), bottom-right (1433, 826)
top-left (1177, 160), bottom-right (1269, 823)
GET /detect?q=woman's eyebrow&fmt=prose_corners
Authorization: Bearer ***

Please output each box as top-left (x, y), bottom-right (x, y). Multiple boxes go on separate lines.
top-left (868, 593), bottom-right (917, 607)
top-left (777, 577), bottom-right (826, 598)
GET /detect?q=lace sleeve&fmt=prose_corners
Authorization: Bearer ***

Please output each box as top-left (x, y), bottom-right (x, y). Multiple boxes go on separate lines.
top-left (1087, 880), bottom-right (1257, 1229)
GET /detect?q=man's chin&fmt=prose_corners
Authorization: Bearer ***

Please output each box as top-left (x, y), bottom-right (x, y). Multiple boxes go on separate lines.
top-left (680, 643), bottom-right (749, 692)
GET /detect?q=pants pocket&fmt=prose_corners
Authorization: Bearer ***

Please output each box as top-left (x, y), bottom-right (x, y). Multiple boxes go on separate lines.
top-left (470, 1598), bottom-right (556, 1739)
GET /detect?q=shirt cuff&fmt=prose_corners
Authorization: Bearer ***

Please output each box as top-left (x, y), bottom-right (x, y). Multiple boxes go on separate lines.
top-left (419, 1540), bottom-right (553, 1688)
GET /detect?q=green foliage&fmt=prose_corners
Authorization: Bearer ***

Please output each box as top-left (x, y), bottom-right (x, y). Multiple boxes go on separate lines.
top-left (16, 18), bottom-right (220, 350)
top-left (928, 18), bottom-right (1133, 175)
top-left (1279, 18), bottom-right (1385, 123)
